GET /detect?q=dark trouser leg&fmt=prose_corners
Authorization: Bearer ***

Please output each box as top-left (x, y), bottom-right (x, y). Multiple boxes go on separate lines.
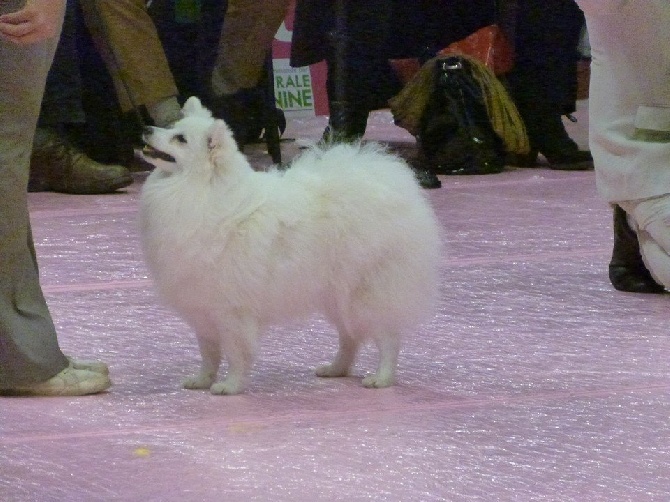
top-left (506, 0), bottom-right (591, 169)
top-left (323, 0), bottom-right (402, 142)
top-left (39, 0), bottom-right (86, 128)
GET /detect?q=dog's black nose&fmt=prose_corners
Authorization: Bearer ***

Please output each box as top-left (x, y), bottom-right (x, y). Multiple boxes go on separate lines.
top-left (143, 126), bottom-right (153, 136)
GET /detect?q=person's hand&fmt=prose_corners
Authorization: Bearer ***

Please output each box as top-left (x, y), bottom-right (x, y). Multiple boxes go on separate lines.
top-left (0, 0), bottom-right (66, 45)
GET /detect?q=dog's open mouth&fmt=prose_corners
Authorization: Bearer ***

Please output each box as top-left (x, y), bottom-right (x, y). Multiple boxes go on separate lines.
top-left (142, 144), bottom-right (176, 163)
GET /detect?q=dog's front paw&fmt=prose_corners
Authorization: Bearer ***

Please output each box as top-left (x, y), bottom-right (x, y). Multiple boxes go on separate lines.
top-left (209, 378), bottom-right (244, 395)
top-left (315, 364), bottom-right (349, 378)
top-left (182, 374), bottom-right (215, 390)
top-left (362, 373), bottom-right (395, 389)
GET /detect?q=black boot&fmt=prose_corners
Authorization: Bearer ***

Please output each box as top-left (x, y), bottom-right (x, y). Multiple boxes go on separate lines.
top-left (508, 142), bottom-right (593, 170)
top-left (206, 89), bottom-right (263, 149)
top-left (507, 76), bottom-right (593, 171)
top-left (324, 104), bottom-right (441, 189)
top-left (321, 100), bottom-right (369, 144)
top-left (535, 112), bottom-right (593, 170)
top-left (609, 205), bottom-right (665, 293)
top-left (412, 167), bottom-right (441, 189)
top-left (512, 110), bottom-right (593, 170)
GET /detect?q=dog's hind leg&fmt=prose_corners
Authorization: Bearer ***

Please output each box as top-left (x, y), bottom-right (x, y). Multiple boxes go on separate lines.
top-left (315, 326), bottom-right (360, 378)
top-left (362, 331), bottom-right (400, 388)
top-left (183, 325), bottom-right (222, 390)
top-left (209, 314), bottom-right (259, 395)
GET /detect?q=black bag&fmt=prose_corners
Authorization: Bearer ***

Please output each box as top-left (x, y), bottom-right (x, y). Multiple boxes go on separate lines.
top-left (418, 56), bottom-right (505, 175)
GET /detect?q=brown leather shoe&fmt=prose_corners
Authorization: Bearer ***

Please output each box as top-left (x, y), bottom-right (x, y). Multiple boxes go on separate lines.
top-left (29, 128), bottom-right (133, 194)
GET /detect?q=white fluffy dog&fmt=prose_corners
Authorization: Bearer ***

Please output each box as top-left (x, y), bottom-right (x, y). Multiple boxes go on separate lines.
top-left (139, 96), bottom-right (442, 395)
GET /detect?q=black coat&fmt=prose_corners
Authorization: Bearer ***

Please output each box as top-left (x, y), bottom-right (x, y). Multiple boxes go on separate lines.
top-left (290, 0), bottom-right (496, 68)
top-left (507, 0), bottom-right (585, 115)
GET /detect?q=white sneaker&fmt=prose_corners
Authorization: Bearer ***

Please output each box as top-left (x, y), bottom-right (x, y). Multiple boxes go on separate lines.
top-left (67, 357), bottom-right (109, 376)
top-left (1, 366), bottom-right (111, 396)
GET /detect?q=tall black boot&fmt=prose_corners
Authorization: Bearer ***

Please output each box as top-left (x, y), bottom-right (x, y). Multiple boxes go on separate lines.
top-left (609, 205), bottom-right (665, 293)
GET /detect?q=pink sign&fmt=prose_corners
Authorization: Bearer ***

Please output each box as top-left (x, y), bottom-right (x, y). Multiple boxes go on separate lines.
top-left (272, 1), bottom-right (329, 116)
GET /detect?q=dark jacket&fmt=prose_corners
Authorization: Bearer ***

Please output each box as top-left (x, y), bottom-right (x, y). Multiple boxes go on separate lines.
top-left (290, 0), bottom-right (495, 68)
top-left (508, 0), bottom-right (585, 115)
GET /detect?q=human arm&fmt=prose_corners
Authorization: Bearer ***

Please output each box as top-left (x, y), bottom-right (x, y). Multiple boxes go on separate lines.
top-left (0, 0), bottom-right (66, 45)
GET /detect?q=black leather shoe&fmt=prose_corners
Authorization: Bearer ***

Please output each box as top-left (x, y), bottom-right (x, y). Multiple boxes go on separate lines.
top-left (206, 93), bottom-right (254, 148)
top-left (506, 98), bottom-right (594, 170)
top-left (389, 146), bottom-right (442, 189)
top-left (507, 148), bottom-right (593, 171)
top-left (609, 265), bottom-right (665, 293)
top-left (206, 89), bottom-right (286, 149)
top-left (545, 148), bottom-right (593, 171)
top-left (609, 205), bottom-right (665, 293)
top-left (320, 100), bottom-right (369, 145)
top-left (414, 168), bottom-right (441, 189)
top-left (506, 150), bottom-right (539, 167)
top-left (29, 128), bottom-right (133, 194)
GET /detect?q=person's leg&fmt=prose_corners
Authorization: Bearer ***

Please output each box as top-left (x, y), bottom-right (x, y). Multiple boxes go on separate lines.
top-left (79, 0), bottom-right (181, 126)
top-left (30, 0), bottom-right (132, 195)
top-left (322, 0), bottom-right (401, 142)
top-left (608, 204), bottom-right (665, 293)
top-left (317, 1), bottom-right (440, 189)
top-left (0, 2), bottom-right (70, 387)
top-left (40, 0), bottom-right (86, 127)
top-left (210, 0), bottom-right (289, 96)
top-left (207, 0), bottom-right (288, 146)
top-left (0, 1), bottom-right (111, 395)
top-left (620, 196), bottom-right (670, 290)
top-left (506, 0), bottom-right (592, 170)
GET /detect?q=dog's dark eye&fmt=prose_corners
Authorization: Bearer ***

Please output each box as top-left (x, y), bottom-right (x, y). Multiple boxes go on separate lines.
top-left (173, 134), bottom-right (187, 144)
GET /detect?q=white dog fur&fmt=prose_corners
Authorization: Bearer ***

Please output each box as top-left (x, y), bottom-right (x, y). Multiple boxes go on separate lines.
top-left (139, 96), bottom-right (442, 395)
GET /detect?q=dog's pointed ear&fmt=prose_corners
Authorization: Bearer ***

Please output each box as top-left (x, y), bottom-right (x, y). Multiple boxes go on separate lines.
top-left (182, 96), bottom-right (212, 118)
top-left (207, 119), bottom-right (234, 152)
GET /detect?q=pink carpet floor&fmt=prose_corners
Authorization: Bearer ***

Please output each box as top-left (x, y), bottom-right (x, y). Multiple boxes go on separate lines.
top-left (2, 102), bottom-right (669, 501)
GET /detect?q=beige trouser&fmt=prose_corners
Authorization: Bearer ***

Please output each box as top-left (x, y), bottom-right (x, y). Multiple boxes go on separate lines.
top-left (80, 0), bottom-right (289, 110)
top-left (79, 0), bottom-right (179, 112)
top-left (619, 195), bottom-right (670, 289)
top-left (0, 0), bottom-right (70, 387)
top-left (210, 0), bottom-right (291, 96)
